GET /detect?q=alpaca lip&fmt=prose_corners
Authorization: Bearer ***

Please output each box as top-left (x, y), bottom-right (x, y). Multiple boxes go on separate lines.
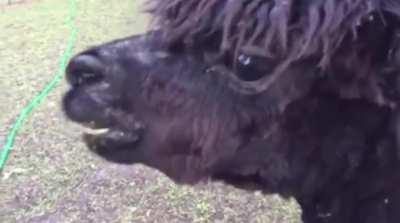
top-left (81, 121), bottom-right (142, 142)
top-left (83, 127), bottom-right (142, 153)
top-left (75, 110), bottom-right (145, 148)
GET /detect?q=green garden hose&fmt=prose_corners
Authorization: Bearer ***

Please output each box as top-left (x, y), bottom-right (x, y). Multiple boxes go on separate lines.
top-left (0, 0), bottom-right (78, 172)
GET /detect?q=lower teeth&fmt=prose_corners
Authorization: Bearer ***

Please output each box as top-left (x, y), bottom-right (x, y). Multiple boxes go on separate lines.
top-left (84, 128), bottom-right (110, 135)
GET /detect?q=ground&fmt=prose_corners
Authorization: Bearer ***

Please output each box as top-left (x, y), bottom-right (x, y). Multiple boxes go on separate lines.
top-left (0, 0), bottom-right (301, 222)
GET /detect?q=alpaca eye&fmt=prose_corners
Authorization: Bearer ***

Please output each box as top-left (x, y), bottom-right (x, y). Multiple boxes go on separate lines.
top-left (238, 54), bottom-right (252, 66)
top-left (236, 54), bottom-right (274, 81)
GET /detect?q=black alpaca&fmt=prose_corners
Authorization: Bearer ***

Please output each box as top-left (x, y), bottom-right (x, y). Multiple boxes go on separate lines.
top-left (62, 1), bottom-right (400, 222)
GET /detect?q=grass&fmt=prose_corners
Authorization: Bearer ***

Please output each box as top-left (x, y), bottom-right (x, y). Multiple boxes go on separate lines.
top-left (0, 0), bottom-right (301, 222)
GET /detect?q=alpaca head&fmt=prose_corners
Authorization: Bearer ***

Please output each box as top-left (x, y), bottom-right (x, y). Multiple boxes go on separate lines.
top-left (62, 0), bottom-right (400, 188)
top-left (62, 31), bottom-right (316, 184)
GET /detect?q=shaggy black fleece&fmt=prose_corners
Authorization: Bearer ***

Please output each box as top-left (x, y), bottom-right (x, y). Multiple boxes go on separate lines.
top-left (62, 0), bottom-right (400, 222)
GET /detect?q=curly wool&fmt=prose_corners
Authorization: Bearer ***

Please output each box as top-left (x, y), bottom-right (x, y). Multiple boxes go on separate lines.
top-left (147, 0), bottom-right (400, 69)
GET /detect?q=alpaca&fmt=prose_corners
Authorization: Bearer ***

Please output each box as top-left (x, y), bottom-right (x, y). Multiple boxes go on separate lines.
top-left (62, 0), bottom-right (400, 222)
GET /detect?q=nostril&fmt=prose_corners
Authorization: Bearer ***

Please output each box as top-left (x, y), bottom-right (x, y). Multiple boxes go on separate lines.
top-left (66, 54), bottom-right (105, 86)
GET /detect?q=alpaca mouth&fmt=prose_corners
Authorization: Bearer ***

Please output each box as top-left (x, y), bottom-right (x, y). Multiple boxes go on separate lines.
top-left (62, 82), bottom-right (146, 155)
top-left (81, 119), bottom-right (144, 153)
top-left (80, 120), bottom-right (145, 164)
top-left (83, 128), bottom-right (141, 148)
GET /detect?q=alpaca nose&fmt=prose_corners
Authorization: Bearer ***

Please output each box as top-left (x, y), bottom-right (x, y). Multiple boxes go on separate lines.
top-left (66, 53), bottom-right (105, 87)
